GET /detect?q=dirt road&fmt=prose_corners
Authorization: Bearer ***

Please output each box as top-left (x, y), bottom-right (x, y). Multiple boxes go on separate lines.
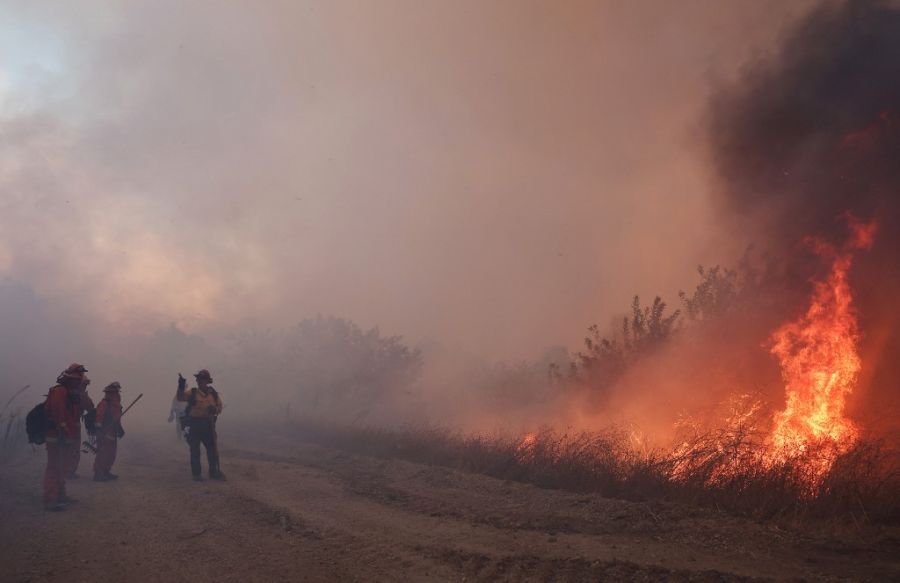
top-left (1, 430), bottom-right (897, 582)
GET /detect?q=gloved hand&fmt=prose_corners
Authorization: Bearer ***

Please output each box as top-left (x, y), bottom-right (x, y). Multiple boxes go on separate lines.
top-left (117, 425), bottom-right (125, 439)
top-left (177, 373), bottom-right (186, 392)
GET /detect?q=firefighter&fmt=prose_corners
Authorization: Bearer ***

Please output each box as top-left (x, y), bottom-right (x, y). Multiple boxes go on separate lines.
top-left (43, 363), bottom-right (86, 511)
top-left (176, 369), bottom-right (225, 481)
top-left (67, 376), bottom-right (95, 479)
top-left (93, 382), bottom-right (124, 482)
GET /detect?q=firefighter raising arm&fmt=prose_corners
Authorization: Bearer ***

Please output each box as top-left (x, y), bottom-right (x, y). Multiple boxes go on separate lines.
top-left (176, 370), bottom-right (224, 481)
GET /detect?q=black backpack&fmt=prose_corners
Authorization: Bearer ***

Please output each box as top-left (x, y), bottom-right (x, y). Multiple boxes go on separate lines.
top-left (25, 402), bottom-right (48, 445)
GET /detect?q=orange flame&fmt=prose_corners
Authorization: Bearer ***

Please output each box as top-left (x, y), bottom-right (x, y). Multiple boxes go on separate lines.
top-left (765, 216), bottom-right (877, 474)
top-left (513, 218), bottom-right (876, 487)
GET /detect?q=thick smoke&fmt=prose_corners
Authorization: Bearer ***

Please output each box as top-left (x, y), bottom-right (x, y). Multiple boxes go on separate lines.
top-left (0, 1), bottom-right (821, 431)
top-left (708, 0), bottom-right (900, 431)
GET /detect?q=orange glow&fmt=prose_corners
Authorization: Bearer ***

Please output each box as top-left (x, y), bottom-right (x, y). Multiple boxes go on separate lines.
top-left (514, 217), bottom-right (877, 487)
top-left (515, 432), bottom-right (538, 462)
top-left (765, 217), bottom-right (877, 476)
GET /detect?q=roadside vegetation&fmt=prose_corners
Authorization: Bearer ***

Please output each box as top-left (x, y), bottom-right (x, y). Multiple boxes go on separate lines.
top-left (0, 385), bottom-right (30, 464)
top-left (281, 417), bottom-right (900, 526)
top-left (274, 259), bottom-right (899, 527)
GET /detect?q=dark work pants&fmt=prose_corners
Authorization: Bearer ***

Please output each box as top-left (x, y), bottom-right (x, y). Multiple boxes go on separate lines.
top-left (186, 418), bottom-right (219, 476)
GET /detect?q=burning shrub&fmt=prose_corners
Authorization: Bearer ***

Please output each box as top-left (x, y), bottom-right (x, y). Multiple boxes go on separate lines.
top-left (710, 0), bottom-right (900, 428)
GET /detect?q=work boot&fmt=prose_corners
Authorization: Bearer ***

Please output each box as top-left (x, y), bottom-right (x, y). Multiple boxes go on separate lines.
top-left (94, 473), bottom-right (109, 482)
top-left (105, 472), bottom-right (119, 481)
top-left (209, 470), bottom-right (226, 481)
top-left (44, 502), bottom-right (66, 512)
top-left (192, 474), bottom-right (204, 482)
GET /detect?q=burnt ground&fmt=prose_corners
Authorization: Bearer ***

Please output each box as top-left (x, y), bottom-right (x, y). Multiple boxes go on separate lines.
top-left (0, 428), bottom-right (898, 582)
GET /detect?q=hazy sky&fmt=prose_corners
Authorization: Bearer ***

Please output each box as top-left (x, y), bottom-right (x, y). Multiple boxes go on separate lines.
top-left (0, 0), bottom-right (819, 359)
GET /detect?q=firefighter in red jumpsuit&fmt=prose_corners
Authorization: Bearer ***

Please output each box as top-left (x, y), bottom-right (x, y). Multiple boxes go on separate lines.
top-left (67, 376), bottom-right (95, 479)
top-left (43, 363), bottom-right (87, 511)
top-left (93, 382), bottom-right (124, 482)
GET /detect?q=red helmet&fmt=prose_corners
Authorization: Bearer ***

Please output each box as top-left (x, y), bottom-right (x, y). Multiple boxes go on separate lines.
top-left (103, 382), bottom-right (122, 393)
top-left (194, 369), bottom-right (213, 383)
top-left (57, 363), bottom-right (88, 385)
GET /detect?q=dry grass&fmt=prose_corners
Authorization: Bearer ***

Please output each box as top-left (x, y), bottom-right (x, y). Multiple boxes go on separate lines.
top-left (1, 385), bottom-right (31, 464)
top-left (0, 411), bottom-right (26, 464)
top-left (283, 417), bottom-right (900, 525)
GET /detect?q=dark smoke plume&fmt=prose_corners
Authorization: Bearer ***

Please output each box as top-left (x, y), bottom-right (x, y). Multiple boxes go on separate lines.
top-left (708, 0), bottom-right (900, 429)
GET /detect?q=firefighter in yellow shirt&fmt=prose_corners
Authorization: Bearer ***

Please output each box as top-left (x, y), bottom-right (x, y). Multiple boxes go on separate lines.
top-left (176, 369), bottom-right (224, 481)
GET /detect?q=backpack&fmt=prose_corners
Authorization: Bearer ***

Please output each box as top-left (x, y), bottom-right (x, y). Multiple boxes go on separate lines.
top-left (25, 402), bottom-right (48, 445)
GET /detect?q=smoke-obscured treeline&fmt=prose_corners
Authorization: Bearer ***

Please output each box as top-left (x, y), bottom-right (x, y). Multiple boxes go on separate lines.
top-left (0, 254), bottom-right (823, 442)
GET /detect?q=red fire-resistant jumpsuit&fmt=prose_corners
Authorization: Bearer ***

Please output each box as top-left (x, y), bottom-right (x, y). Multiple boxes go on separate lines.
top-left (43, 385), bottom-right (81, 505)
top-left (68, 390), bottom-right (95, 478)
top-left (93, 394), bottom-right (122, 477)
